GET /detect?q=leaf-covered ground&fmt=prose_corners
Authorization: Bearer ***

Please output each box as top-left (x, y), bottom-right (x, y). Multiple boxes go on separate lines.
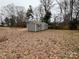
top-left (0, 27), bottom-right (79, 59)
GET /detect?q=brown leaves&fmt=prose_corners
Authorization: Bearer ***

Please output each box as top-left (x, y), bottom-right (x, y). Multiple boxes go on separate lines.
top-left (0, 36), bottom-right (8, 43)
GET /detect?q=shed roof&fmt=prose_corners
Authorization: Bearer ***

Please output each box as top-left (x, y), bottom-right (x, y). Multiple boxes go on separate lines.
top-left (28, 20), bottom-right (46, 24)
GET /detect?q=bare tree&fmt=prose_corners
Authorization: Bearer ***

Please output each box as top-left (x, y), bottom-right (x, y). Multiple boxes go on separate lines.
top-left (2, 4), bottom-right (16, 17)
top-left (40, 0), bottom-right (55, 12)
top-left (34, 5), bottom-right (45, 21)
top-left (16, 6), bottom-right (26, 27)
top-left (68, 0), bottom-right (78, 30)
top-left (1, 4), bottom-right (26, 27)
top-left (56, 0), bottom-right (74, 24)
top-left (1, 4), bottom-right (16, 26)
top-left (56, 0), bottom-right (69, 16)
top-left (70, 0), bottom-right (74, 21)
top-left (73, 0), bottom-right (79, 20)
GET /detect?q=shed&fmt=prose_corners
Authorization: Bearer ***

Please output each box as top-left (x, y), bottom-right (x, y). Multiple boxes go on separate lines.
top-left (27, 21), bottom-right (48, 32)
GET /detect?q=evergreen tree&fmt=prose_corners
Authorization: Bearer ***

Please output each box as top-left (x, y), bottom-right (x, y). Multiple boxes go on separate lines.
top-left (26, 5), bottom-right (33, 20)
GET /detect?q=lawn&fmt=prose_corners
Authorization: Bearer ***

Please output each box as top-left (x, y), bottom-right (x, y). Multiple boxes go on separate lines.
top-left (0, 27), bottom-right (79, 59)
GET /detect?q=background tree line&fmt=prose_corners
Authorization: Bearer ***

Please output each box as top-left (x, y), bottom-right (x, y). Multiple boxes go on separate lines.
top-left (0, 4), bottom-right (26, 27)
top-left (0, 0), bottom-right (79, 30)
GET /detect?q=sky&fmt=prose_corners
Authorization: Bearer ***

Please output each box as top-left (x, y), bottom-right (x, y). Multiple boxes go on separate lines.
top-left (0, 0), bottom-right (60, 15)
top-left (0, 0), bottom-right (40, 9)
top-left (0, 0), bottom-right (59, 10)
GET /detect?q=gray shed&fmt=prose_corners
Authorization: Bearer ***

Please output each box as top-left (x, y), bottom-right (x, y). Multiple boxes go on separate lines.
top-left (27, 21), bottom-right (48, 32)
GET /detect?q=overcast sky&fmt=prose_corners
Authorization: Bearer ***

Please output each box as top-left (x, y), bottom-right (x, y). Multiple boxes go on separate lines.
top-left (0, 0), bottom-right (40, 9)
top-left (0, 0), bottom-right (60, 14)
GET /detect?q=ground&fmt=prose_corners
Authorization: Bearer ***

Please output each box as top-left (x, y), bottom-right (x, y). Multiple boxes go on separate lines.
top-left (0, 27), bottom-right (79, 59)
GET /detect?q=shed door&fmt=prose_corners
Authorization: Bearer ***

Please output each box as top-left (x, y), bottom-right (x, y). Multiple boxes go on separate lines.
top-left (37, 24), bottom-right (41, 30)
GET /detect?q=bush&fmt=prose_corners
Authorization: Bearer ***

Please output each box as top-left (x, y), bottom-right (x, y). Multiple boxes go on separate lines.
top-left (69, 18), bottom-right (77, 30)
top-left (42, 11), bottom-right (51, 24)
top-left (16, 22), bottom-right (26, 27)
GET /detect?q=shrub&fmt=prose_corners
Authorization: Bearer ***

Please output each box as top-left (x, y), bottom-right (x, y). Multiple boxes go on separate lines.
top-left (69, 18), bottom-right (77, 30)
top-left (42, 11), bottom-right (51, 24)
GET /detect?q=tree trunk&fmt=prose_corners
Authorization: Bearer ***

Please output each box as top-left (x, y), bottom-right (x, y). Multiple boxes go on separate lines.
top-left (70, 0), bottom-right (74, 21)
